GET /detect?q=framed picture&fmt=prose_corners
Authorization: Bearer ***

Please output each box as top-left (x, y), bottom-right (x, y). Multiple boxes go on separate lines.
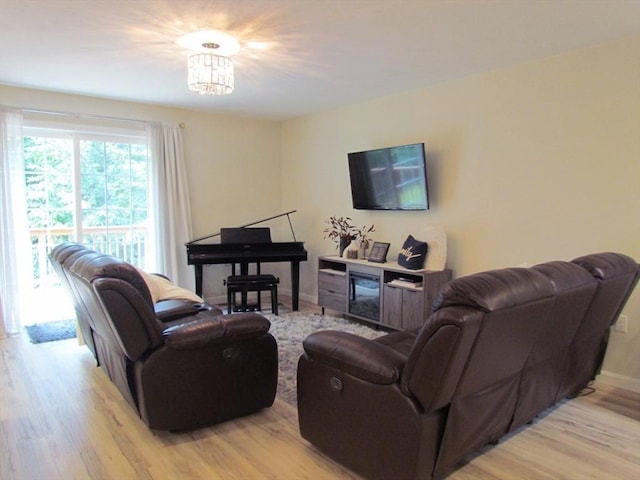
top-left (368, 242), bottom-right (390, 263)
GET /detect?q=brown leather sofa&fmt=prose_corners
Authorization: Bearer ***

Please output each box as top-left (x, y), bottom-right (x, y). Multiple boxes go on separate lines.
top-left (50, 243), bottom-right (278, 431)
top-left (297, 252), bottom-right (639, 480)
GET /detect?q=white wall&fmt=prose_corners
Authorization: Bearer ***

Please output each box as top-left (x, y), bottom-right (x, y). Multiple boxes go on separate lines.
top-left (282, 35), bottom-right (640, 384)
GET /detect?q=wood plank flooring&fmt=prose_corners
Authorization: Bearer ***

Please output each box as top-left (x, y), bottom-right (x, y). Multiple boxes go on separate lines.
top-left (1, 303), bottom-right (639, 479)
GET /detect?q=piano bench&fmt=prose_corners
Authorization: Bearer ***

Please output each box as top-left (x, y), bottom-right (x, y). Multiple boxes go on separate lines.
top-left (224, 274), bottom-right (280, 315)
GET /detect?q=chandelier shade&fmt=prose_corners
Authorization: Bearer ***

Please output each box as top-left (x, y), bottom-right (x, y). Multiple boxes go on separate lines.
top-left (187, 53), bottom-right (234, 95)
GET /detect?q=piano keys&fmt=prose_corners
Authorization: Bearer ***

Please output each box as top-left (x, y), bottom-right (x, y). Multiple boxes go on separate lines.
top-left (186, 211), bottom-right (308, 311)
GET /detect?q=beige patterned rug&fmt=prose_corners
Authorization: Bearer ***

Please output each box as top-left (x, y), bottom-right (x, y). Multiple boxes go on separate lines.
top-left (265, 312), bottom-right (384, 406)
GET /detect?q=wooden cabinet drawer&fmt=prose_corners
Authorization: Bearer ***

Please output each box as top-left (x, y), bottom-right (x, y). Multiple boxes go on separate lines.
top-left (318, 288), bottom-right (347, 312)
top-left (319, 270), bottom-right (346, 292)
top-left (318, 270), bottom-right (347, 312)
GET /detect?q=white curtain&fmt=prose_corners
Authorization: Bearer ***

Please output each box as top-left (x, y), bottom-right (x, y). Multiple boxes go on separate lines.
top-left (0, 108), bottom-right (31, 337)
top-left (147, 122), bottom-right (193, 287)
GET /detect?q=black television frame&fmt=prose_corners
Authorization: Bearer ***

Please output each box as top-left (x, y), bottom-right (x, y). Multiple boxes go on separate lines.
top-left (347, 142), bottom-right (429, 211)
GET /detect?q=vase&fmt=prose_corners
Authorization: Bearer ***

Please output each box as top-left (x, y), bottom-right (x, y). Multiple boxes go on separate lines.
top-left (359, 242), bottom-right (368, 259)
top-left (343, 239), bottom-right (359, 259)
top-left (338, 236), bottom-right (352, 257)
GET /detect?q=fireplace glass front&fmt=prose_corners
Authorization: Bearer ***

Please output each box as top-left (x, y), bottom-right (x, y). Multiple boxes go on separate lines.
top-left (348, 271), bottom-right (380, 321)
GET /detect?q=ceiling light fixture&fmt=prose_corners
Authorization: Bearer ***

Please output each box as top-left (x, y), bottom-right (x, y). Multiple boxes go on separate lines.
top-left (187, 43), bottom-right (234, 95)
top-left (178, 30), bottom-right (240, 96)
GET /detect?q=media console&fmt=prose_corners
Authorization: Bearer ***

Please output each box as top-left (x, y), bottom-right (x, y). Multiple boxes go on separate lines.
top-left (318, 255), bottom-right (452, 330)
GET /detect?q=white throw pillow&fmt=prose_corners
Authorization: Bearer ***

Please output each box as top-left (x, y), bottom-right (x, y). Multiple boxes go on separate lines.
top-left (135, 267), bottom-right (203, 304)
top-left (419, 225), bottom-right (447, 271)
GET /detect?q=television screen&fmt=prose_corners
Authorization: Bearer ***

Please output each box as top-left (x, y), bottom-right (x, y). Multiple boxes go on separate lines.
top-left (348, 143), bottom-right (429, 210)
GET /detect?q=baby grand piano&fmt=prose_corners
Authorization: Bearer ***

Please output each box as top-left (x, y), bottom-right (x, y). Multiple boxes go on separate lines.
top-left (185, 211), bottom-right (308, 311)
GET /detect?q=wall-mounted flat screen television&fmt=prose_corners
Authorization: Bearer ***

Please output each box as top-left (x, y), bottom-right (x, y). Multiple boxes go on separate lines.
top-left (348, 142), bottom-right (429, 210)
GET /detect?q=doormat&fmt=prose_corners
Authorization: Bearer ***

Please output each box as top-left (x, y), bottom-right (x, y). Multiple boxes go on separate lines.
top-left (25, 319), bottom-right (77, 344)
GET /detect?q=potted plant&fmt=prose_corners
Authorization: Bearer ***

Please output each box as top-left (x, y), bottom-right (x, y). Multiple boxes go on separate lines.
top-left (324, 216), bottom-right (375, 257)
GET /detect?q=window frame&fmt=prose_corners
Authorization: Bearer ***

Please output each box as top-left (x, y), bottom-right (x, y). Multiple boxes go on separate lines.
top-left (22, 118), bottom-right (152, 275)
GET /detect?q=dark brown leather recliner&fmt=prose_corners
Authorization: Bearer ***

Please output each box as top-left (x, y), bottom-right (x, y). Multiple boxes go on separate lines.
top-left (49, 242), bottom-right (219, 365)
top-left (52, 243), bottom-right (278, 431)
top-left (297, 252), bottom-right (638, 480)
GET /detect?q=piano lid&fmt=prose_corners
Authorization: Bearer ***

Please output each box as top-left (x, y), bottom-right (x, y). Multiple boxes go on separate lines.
top-left (187, 210), bottom-right (298, 245)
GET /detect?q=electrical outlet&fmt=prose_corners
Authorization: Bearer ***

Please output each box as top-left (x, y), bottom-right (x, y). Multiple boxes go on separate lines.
top-left (614, 315), bottom-right (628, 334)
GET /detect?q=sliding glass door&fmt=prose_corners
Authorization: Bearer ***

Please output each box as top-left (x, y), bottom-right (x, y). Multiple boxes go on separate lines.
top-left (23, 128), bottom-right (150, 324)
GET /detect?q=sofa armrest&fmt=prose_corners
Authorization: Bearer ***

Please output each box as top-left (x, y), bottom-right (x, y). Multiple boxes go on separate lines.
top-left (303, 331), bottom-right (406, 385)
top-left (162, 312), bottom-right (271, 350)
top-left (154, 299), bottom-right (220, 322)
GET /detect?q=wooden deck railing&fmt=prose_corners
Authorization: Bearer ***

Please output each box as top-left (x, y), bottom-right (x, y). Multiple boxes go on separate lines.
top-left (30, 226), bottom-right (149, 285)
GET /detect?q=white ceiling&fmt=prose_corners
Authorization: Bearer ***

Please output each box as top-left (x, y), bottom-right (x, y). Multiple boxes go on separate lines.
top-left (1, 0), bottom-right (639, 120)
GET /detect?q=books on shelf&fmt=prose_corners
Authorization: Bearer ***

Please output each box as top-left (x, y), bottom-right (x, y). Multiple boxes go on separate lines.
top-left (388, 278), bottom-right (423, 289)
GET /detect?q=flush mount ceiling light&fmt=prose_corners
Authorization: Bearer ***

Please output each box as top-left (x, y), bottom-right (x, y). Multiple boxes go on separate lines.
top-left (187, 45), bottom-right (234, 95)
top-left (178, 30), bottom-right (240, 96)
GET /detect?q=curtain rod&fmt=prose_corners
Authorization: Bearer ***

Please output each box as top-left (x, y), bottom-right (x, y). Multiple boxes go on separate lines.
top-left (20, 107), bottom-right (184, 128)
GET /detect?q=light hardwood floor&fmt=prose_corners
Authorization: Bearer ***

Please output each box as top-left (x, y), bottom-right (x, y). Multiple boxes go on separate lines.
top-left (1, 300), bottom-right (639, 479)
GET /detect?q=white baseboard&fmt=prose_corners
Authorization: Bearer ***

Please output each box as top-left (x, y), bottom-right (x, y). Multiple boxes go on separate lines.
top-left (597, 371), bottom-right (640, 393)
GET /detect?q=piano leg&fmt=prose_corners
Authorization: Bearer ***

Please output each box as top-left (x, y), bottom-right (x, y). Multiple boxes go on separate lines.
top-left (291, 261), bottom-right (301, 311)
top-left (195, 265), bottom-right (203, 298)
top-left (240, 262), bottom-right (250, 311)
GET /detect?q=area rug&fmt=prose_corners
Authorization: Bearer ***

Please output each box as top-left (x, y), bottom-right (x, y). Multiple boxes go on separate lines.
top-left (25, 319), bottom-right (77, 344)
top-left (265, 312), bottom-right (384, 406)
